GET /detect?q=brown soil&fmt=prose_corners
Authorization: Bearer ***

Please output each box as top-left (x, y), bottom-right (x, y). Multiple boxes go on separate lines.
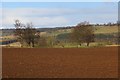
top-left (2, 47), bottom-right (118, 78)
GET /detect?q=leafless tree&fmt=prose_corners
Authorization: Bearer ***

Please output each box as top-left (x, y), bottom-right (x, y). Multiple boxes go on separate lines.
top-left (71, 22), bottom-right (94, 46)
top-left (14, 20), bottom-right (40, 47)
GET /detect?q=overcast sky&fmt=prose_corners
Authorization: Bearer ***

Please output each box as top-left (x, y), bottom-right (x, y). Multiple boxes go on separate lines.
top-left (1, 2), bottom-right (118, 29)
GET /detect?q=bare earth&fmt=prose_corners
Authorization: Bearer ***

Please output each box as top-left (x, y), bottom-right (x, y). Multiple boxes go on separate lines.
top-left (2, 47), bottom-right (118, 78)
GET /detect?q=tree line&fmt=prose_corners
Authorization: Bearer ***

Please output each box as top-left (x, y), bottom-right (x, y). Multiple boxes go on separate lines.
top-left (14, 20), bottom-right (118, 48)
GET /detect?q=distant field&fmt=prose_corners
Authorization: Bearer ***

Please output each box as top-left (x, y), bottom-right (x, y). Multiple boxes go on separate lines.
top-left (54, 26), bottom-right (118, 34)
top-left (45, 26), bottom-right (118, 41)
top-left (3, 47), bottom-right (118, 78)
top-left (0, 25), bottom-right (119, 47)
top-left (94, 26), bottom-right (118, 34)
top-left (1, 26), bottom-right (118, 38)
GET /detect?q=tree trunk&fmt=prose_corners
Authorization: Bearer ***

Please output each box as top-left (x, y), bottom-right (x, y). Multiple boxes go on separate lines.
top-left (79, 43), bottom-right (81, 46)
top-left (28, 42), bottom-right (31, 47)
top-left (32, 41), bottom-right (34, 47)
top-left (87, 42), bottom-right (89, 46)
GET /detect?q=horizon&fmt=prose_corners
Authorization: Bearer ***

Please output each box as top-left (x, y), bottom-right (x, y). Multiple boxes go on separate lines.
top-left (1, 2), bottom-right (118, 29)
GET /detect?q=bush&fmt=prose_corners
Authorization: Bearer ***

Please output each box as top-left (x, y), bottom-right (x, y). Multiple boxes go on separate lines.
top-left (36, 37), bottom-right (48, 48)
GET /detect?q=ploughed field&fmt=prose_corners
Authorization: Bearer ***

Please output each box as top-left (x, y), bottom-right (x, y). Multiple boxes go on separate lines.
top-left (2, 47), bottom-right (118, 78)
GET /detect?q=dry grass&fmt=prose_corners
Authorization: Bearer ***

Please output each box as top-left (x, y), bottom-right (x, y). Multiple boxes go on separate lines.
top-left (95, 26), bottom-right (118, 34)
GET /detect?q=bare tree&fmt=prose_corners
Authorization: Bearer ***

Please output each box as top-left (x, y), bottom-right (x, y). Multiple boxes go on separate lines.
top-left (14, 20), bottom-right (40, 47)
top-left (71, 22), bottom-right (94, 46)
